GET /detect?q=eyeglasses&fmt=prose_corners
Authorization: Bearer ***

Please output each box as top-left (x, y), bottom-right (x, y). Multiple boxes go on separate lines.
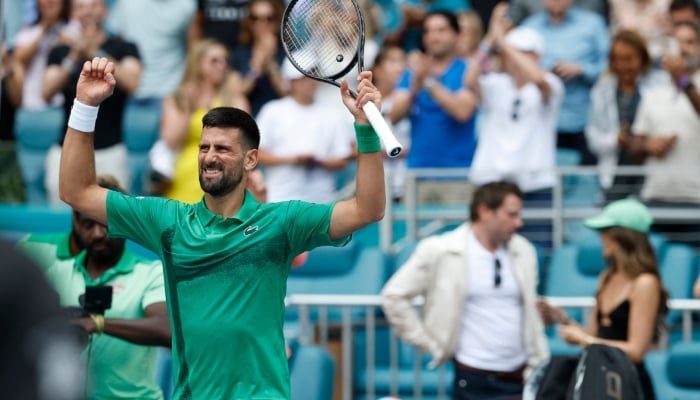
top-left (494, 258), bottom-right (502, 288)
top-left (251, 14), bottom-right (274, 23)
top-left (511, 97), bottom-right (521, 121)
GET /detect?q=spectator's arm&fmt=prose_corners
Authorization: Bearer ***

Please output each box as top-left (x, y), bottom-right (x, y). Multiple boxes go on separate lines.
top-left (159, 95), bottom-right (191, 151)
top-left (113, 56), bottom-right (141, 95)
top-left (3, 58), bottom-right (24, 107)
top-left (14, 30), bottom-right (45, 67)
top-left (499, 42), bottom-right (552, 100)
top-left (76, 302), bottom-right (171, 347)
top-left (694, 275), bottom-right (700, 298)
top-left (187, 10), bottom-right (205, 49)
top-left (42, 46), bottom-right (77, 101)
top-left (425, 75), bottom-right (478, 123)
top-left (581, 17), bottom-right (610, 84)
top-left (388, 89), bottom-right (413, 124)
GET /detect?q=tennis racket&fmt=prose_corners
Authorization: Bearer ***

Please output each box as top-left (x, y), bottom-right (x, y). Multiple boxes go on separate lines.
top-left (280, 0), bottom-right (404, 158)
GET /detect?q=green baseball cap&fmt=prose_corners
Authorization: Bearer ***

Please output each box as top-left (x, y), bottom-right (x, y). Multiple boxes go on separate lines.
top-left (584, 198), bottom-right (653, 233)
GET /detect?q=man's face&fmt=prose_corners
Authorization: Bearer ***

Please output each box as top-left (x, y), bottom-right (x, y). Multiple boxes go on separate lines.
top-left (422, 14), bottom-right (458, 59)
top-left (482, 194), bottom-right (524, 244)
top-left (673, 24), bottom-right (700, 59)
top-left (198, 127), bottom-right (253, 197)
top-left (670, 7), bottom-right (700, 27)
top-left (72, 212), bottom-right (124, 263)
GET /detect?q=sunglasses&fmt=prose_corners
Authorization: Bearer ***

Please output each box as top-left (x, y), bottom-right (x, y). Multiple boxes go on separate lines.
top-left (494, 258), bottom-right (502, 288)
top-left (512, 97), bottom-right (521, 121)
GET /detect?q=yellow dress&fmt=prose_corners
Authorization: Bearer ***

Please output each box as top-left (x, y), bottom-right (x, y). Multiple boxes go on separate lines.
top-left (165, 102), bottom-right (219, 203)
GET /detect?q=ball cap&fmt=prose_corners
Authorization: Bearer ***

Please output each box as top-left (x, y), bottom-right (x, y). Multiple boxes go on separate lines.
top-left (584, 198), bottom-right (654, 233)
top-left (505, 27), bottom-right (544, 55)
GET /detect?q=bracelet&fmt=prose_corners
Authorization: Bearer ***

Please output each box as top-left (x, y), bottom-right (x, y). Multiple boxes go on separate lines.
top-left (89, 314), bottom-right (105, 335)
top-left (354, 123), bottom-right (381, 153)
top-left (68, 98), bottom-right (99, 133)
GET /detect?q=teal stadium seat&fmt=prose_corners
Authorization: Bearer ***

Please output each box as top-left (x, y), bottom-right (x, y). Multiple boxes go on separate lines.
top-left (285, 241), bottom-right (387, 323)
top-left (289, 344), bottom-right (335, 400)
top-left (354, 325), bottom-right (454, 400)
top-left (14, 107), bottom-right (64, 204)
top-left (645, 342), bottom-right (700, 400)
top-left (122, 103), bottom-right (160, 195)
top-left (658, 243), bottom-right (699, 333)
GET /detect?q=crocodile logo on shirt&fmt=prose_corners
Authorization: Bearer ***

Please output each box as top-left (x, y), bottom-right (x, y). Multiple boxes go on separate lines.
top-left (243, 225), bottom-right (259, 236)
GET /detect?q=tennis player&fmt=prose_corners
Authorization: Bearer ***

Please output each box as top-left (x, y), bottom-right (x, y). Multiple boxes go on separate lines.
top-left (58, 56), bottom-right (386, 399)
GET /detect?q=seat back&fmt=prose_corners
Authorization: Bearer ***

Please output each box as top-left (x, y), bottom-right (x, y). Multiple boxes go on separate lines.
top-left (14, 107), bottom-right (65, 203)
top-left (122, 103), bottom-right (161, 195)
top-left (658, 243), bottom-right (699, 324)
top-left (290, 345), bottom-right (335, 400)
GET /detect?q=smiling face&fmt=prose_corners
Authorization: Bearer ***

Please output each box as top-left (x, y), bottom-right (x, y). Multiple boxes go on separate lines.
top-left (198, 127), bottom-right (256, 197)
top-left (199, 44), bottom-right (229, 85)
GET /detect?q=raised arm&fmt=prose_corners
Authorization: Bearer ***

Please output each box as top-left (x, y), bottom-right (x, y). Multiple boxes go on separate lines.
top-left (59, 57), bottom-right (117, 225)
top-left (328, 71), bottom-right (386, 240)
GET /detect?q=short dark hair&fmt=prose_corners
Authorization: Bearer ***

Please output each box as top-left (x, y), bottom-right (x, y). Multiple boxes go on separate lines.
top-left (469, 181), bottom-right (522, 222)
top-left (423, 10), bottom-right (461, 34)
top-left (201, 107), bottom-right (261, 150)
top-left (670, 0), bottom-right (700, 15)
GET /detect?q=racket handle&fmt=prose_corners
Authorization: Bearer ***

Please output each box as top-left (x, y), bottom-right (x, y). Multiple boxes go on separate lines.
top-left (362, 101), bottom-right (403, 158)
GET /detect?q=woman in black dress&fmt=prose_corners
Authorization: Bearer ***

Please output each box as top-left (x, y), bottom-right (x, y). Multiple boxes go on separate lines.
top-left (542, 198), bottom-right (669, 399)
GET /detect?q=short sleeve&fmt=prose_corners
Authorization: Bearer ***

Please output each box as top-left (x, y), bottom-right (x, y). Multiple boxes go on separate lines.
top-left (396, 69), bottom-right (412, 92)
top-left (279, 201), bottom-right (350, 256)
top-left (140, 260), bottom-right (166, 309)
top-left (106, 191), bottom-right (181, 255)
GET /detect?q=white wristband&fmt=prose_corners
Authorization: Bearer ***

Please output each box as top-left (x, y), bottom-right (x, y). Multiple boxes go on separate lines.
top-left (68, 99), bottom-right (99, 133)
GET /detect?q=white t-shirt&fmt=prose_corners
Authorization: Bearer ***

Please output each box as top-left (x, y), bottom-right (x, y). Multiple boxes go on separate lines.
top-left (633, 72), bottom-right (700, 203)
top-left (454, 228), bottom-right (528, 371)
top-left (470, 72), bottom-right (564, 192)
top-left (257, 97), bottom-right (353, 203)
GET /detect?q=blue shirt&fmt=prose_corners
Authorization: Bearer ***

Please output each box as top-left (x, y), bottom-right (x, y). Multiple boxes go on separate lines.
top-left (522, 8), bottom-right (610, 132)
top-left (397, 58), bottom-right (477, 168)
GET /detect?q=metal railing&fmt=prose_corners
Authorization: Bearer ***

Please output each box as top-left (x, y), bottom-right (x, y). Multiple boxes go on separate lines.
top-left (380, 166), bottom-right (700, 254)
top-left (285, 294), bottom-right (700, 400)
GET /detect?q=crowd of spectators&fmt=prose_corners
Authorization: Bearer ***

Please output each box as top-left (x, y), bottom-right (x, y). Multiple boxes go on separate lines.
top-left (2, 0), bottom-right (700, 246)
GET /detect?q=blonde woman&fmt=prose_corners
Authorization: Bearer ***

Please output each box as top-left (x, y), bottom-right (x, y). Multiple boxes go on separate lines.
top-left (153, 39), bottom-right (250, 202)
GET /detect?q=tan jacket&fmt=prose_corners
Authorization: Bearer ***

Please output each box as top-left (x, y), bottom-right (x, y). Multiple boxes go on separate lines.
top-left (381, 223), bottom-right (549, 377)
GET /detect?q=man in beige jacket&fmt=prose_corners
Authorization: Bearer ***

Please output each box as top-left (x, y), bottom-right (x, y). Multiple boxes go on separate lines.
top-left (381, 181), bottom-right (549, 399)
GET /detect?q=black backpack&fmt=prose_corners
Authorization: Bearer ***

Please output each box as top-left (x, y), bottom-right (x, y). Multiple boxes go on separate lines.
top-left (568, 344), bottom-right (644, 400)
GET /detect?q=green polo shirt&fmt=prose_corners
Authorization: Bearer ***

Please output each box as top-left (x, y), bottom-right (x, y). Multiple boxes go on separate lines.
top-left (26, 246), bottom-right (166, 400)
top-left (17, 232), bottom-right (74, 269)
top-left (105, 190), bottom-right (349, 400)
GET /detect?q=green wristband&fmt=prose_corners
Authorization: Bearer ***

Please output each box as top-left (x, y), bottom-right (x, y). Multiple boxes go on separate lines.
top-left (354, 123), bottom-right (381, 153)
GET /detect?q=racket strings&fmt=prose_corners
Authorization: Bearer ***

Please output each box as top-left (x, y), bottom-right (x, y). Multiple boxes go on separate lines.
top-left (283, 0), bottom-right (360, 79)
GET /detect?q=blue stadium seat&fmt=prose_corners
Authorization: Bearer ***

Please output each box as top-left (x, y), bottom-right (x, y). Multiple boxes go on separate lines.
top-left (645, 342), bottom-right (700, 400)
top-left (122, 102), bottom-right (160, 195)
top-left (658, 243), bottom-right (699, 328)
top-left (290, 345), bottom-right (335, 400)
top-left (155, 347), bottom-right (173, 400)
top-left (286, 241), bottom-right (387, 322)
top-left (354, 325), bottom-right (453, 399)
top-left (14, 107), bottom-right (64, 204)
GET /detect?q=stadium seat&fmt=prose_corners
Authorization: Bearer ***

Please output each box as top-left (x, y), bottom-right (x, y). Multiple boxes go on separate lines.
top-left (286, 241), bottom-right (387, 322)
top-left (645, 342), bottom-right (700, 400)
top-left (354, 325), bottom-right (454, 399)
top-left (155, 347), bottom-right (173, 400)
top-left (658, 243), bottom-right (699, 328)
top-left (122, 102), bottom-right (160, 195)
top-left (14, 107), bottom-right (64, 204)
top-left (290, 344), bottom-right (335, 400)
